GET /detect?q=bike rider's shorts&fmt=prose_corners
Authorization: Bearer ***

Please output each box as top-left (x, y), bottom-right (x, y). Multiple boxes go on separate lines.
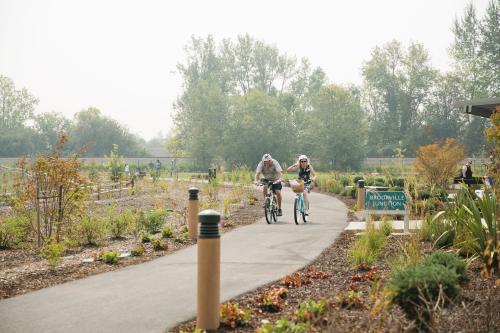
top-left (303, 179), bottom-right (313, 192)
top-left (262, 179), bottom-right (282, 191)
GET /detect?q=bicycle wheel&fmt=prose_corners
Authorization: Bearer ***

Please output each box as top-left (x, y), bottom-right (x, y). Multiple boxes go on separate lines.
top-left (302, 200), bottom-right (308, 223)
top-left (264, 197), bottom-right (272, 224)
top-left (294, 197), bottom-right (300, 225)
top-left (272, 195), bottom-right (278, 222)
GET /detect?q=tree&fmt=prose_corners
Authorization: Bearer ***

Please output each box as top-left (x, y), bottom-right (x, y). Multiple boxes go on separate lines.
top-left (451, 3), bottom-right (484, 98)
top-left (173, 80), bottom-right (229, 167)
top-left (165, 129), bottom-right (186, 158)
top-left (173, 35), bottom-right (305, 168)
top-left (308, 85), bottom-right (366, 169)
top-left (34, 112), bottom-right (71, 153)
top-left (177, 35), bottom-right (232, 94)
top-left (0, 127), bottom-right (38, 156)
top-left (450, 2), bottom-right (492, 154)
top-left (0, 75), bottom-right (38, 130)
top-left (224, 89), bottom-right (294, 167)
top-left (361, 40), bottom-right (437, 156)
top-left (105, 144), bottom-right (125, 182)
top-left (69, 107), bottom-right (145, 157)
top-left (422, 73), bottom-right (464, 144)
top-left (413, 138), bottom-right (465, 189)
top-left (478, 0), bottom-right (500, 96)
top-left (0, 75), bottom-right (39, 156)
top-left (18, 134), bottom-right (88, 246)
top-left (221, 34), bottom-right (297, 95)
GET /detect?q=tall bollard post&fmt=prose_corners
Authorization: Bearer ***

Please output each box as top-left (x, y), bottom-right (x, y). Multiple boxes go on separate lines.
top-left (188, 187), bottom-right (200, 240)
top-left (197, 210), bottom-right (221, 331)
top-left (357, 179), bottom-right (365, 210)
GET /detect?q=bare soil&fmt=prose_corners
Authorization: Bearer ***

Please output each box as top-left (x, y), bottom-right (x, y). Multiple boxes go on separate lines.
top-left (0, 181), bottom-right (261, 299)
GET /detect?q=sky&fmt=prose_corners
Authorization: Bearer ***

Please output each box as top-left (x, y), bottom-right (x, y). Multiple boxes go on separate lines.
top-left (0, 0), bottom-right (490, 140)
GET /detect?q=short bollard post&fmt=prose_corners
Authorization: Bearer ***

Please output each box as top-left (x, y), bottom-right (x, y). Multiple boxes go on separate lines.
top-left (188, 187), bottom-right (200, 240)
top-left (197, 209), bottom-right (220, 331)
top-left (403, 211), bottom-right (409, 234)
top-left (357, 179), bottom-right (365, 210)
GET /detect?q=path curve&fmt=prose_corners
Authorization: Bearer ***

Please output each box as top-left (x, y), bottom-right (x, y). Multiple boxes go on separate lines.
top-left (0, 188), bottom-right (347, 333)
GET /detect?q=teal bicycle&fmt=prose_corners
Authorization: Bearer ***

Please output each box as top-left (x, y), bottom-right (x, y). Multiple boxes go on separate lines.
top-left (291, 180), bottom-right (310, 224)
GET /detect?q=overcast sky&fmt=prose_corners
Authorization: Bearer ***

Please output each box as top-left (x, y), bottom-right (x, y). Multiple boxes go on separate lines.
top-left (0, 0), bottom-right (490, 140)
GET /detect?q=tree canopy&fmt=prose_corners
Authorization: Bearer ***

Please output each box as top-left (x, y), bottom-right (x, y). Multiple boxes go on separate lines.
top-left (1, 1), bottom-right (498, 168)
top-left (171, 0), bottom-right (498, 171)
top-left (0, 76), bottom-right (147, 157)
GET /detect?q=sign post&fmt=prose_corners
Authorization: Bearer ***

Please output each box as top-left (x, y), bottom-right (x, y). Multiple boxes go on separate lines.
top-left (365, 191), bottom-right (409, 233)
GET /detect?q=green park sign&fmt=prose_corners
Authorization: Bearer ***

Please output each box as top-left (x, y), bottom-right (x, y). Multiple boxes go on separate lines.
top-left (365, 191), bottom-right (407, 211)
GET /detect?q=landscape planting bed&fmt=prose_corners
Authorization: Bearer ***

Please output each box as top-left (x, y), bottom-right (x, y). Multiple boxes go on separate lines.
top-left (172, 231), bottom-right (499, 333)
top-left (0, 180), bottom-right (261, 299)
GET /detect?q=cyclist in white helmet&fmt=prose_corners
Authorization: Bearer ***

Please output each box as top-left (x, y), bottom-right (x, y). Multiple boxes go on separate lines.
top-left (254, 153), bottom-right (283, 216)
top-left (287, 154), bottom-right (316, 215)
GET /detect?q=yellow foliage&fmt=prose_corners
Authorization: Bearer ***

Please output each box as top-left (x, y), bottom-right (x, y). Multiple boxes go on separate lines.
top-left (413, 138), bottom-right (465, 189)
top-left (17, 133), bottom-right (88, 245)
top-left (485, 110), bottom-right (499, 192)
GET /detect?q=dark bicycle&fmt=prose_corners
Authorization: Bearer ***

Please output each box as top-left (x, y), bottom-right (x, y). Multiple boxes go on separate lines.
top-left (260, 179), bottom-right (280, 224)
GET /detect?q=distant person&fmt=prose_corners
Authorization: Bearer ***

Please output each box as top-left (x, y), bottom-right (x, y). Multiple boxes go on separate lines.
top-left (462, 159), bottom-right (473, 187)
top-left (170, 159), bottom-right (176, 177)
top-left (484, 154), bottom-right (496, 189)
top-left (124, 163), bottom-right (130, 177)
top-left (155, 159), bottom-right (162, 178)
top-left (208, 163), bottom-right (217, 181)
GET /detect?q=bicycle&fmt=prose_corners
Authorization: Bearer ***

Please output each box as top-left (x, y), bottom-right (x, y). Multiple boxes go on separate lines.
top-left (290, 180), bottom-right (311, 224)
top-left (259, 179), bottom-right (280, 224)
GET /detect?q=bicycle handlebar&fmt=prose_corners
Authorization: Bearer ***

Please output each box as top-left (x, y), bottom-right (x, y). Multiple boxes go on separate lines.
top-left (255, 179), bottom-right (282, 186)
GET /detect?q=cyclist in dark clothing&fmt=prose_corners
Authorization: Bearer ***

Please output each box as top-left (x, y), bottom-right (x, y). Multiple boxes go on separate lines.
top-left (287, 155), bottom-right (316, 215)
top-left (462, 160), bottom-right (473, 186)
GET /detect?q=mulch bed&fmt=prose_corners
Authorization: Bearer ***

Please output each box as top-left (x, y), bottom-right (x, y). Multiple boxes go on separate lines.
top-left (2, 185), bottom-right (499, 333)
top-left (171, 231), bottom-right (500, 333)
top-left (0, 184), bottom-right (262, 300)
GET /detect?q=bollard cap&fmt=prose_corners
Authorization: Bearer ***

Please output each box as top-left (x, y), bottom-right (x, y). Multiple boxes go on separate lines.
top-left (188, 187), bottom-right (199, 200)
top-left (357, 179), bottom-right (365, 188)
top-left (198, 209), bottom-right (220, 238)
top-left (198, 209), bottom-right (220, 223)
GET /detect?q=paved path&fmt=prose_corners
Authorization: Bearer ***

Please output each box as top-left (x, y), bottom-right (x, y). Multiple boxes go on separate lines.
top-left (0, 189), bottom-right (347, 333)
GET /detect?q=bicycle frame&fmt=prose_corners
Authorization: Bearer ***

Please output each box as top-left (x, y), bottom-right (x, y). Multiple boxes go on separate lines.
top-left (293, 181), bottom-right (311, 224)
top-left (262, 180), bottom-right (279, 224)
top-left (294, 191), bottom-right (307, 224)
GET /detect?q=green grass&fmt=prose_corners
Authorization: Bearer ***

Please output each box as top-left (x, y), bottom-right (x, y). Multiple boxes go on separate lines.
top-left (350, 227), bottom-right (387, 268)
top-left (378, 218), bottom-right (393, 236)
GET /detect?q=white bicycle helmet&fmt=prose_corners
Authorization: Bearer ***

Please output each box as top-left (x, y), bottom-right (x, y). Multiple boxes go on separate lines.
top-left (262, 153), bottom-right (272, 162)
top-left (298, 154), bottom-right (308, 162)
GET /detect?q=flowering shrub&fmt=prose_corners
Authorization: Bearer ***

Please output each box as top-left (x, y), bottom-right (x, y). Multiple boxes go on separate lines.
top-left (258, 287), bottom-right (288, 312)
top-left (335, 290), bottom-right (364, 309)
top-left (257, 317), bottom-right (308, 333)
top-left (304, 267), bottom-right (331, 279)
top-left (220, 302), bottom-right (251, 328)
top-left (99, 251), bottom-right (119, 264)
top-left (280, 273), bottom-right (311, 288)
top-left (294, 299), bottom-right (327, 324)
